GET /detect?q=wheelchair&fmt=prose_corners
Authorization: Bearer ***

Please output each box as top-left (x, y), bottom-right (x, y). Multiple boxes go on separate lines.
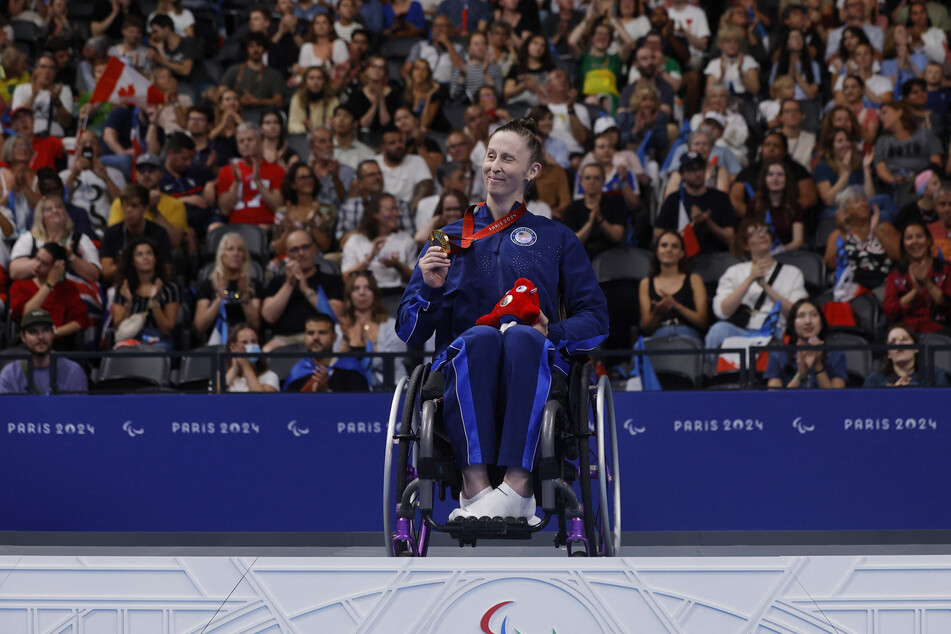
top-left (382, 360), bottom-right (621, 557)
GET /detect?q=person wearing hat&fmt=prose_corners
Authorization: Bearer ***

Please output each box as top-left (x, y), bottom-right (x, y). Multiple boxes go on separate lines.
top-left (62, 130), bottom-right (126, 238)
top-left (0, 308), bottom-right (88, 394)
top-left (8, 106), bottom-right (65, 171)
top-left (106, 152), bottom-right (187, 252)
top-left (654, 150), bottom-right (737, 256)
top-left (99, 183), bottom-right (173, 284)
top-left (9, 242), bottom-right (88, 352)
top-left (893, 170), bottom-right (942, 233)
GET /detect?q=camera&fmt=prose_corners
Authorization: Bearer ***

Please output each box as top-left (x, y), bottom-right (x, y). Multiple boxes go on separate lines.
top-left (225, 279), bottom-right (241, 303)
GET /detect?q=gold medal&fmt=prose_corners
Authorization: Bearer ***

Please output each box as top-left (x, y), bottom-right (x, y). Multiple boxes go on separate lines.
top-left (429, 229), bottom-right (452, 254)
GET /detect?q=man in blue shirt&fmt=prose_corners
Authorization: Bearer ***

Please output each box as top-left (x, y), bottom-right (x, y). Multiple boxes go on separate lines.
top-left (0, 309), bottom-right (88, 394)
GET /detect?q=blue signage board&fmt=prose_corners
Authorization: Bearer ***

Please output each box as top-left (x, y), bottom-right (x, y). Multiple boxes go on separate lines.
top-left (0, 390), bottom-right (947, 533)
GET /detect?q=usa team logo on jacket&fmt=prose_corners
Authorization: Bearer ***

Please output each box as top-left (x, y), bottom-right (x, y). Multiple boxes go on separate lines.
top-left (510, 227), bottom-right (537, 246)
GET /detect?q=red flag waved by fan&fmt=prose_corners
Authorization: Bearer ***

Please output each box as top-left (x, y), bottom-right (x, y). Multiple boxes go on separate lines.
top-left (90, 58), bottom-right (165, 108)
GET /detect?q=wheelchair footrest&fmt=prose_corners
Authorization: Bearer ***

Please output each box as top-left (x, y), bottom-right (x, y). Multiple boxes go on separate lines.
top-left (445, 516), bottom-right (536, 540)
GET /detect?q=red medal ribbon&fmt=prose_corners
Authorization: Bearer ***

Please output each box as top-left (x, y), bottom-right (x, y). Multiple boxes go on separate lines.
top-left (441, 202), bottom-right (527, 253)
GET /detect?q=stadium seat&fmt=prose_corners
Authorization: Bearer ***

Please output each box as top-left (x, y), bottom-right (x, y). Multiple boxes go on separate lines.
top-left (591, 248), bottom-right (651, 359)
top-left (203, 225), bottom-right (271, 265)
top-left (774, 250), bottom-right (827, 295)
top-left (642, 335), bottom-right (703, 389)
top-left (919, 332), bottom-right (951, 379)
top-left (691, 252), bottom-right (741, 297)
top-left (287, 134), bottom-right (311, 163)
top-left (591, 247), bottom-right (652, 283)
top-left (813, 215), bottom-right (838, 252)
top-left (268, 344), bottom-right (308, 386)
top-left (826, 331), bottom-right (874, 387)
top-left (172, 347), bottom-right (221, 392)
top-left (92, 348), bottom-right (172, 392)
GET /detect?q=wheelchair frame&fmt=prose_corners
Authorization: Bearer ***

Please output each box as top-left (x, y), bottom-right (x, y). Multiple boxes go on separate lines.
top-left (382, 361), bottom-right (621, 557)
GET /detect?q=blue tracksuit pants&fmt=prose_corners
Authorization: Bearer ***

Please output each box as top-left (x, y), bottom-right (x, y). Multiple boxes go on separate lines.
top-left (442, 324), bottom-right (554, 471)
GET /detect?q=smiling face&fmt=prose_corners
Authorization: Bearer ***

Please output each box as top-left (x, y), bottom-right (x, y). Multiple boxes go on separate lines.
top-left (220, 235), bottom-right (247, 272)
top-left (744, 223), bottom-right (773, 256)
top-left (793, 301), bottom-right (823, 341)
top-left (482, 130), bottom-right (541, 201)
top-left (375, 196), bottom-right (399, 234)
top-left (40, 197), bottom-right (68, 234)
top-left (833, 130), bottom-right (852, 157)
top-left (842, 77), bottom-right (863, 103)
top-left (349, 273), bottom-right (376, 311)
top-left (527, 35), bottom-right (546, 60)
top-left (219, 90), bottom-right (239, 112)
top-left (902, 223), bottom-right (931, 261)
top-left (655, 232), bottom-right (684, 266)
top-left (688, 134), bottom-right (711, 158)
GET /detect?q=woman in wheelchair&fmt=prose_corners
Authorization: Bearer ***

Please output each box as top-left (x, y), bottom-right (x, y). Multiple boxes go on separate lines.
top-left (395, 118), bottom-right (609, 524)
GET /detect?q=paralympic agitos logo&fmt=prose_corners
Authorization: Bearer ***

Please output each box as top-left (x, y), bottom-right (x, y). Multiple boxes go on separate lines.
top-left (481, 601), bottom-right (556, 634)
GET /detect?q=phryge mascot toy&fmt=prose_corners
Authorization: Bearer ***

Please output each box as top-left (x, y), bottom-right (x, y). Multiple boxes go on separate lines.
top-left (476, 278), bottom-right (540, 332)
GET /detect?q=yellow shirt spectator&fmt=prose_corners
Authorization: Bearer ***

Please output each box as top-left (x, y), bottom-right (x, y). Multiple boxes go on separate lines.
top-left (108, 193), bottom-right (188, 233)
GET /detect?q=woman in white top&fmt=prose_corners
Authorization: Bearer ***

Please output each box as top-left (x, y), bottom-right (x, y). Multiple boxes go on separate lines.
top-left (688, 83), bottom-right (749, 167)
top-left (342, 193), bottom-right (417, 293)
top-left (297, 12), bottom-right (349, 73)
top-left (906, 0), bottom-right (948, 64)
top-left (9, 196), bottom-right (100, 284)
top-left (224, 324), bottom-right (279, 392)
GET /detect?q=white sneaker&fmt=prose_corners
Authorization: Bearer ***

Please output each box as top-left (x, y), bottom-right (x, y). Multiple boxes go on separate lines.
top-left (448, 486), bottom-right (492, 522)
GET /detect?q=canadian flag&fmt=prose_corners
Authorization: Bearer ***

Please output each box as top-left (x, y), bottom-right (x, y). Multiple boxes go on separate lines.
top-left (90, 57), bottom-right (165, 107)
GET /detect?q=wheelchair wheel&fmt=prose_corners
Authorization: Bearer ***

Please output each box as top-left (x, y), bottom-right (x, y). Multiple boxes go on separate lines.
top-left (571, 362), bottom-right (598, 555)
top-left (595, 374), bottom-right (621, 556)
top-left (384, 364), bottom-right (430, 557)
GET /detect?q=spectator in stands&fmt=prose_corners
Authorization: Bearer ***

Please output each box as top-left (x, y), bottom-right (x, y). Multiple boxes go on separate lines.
top-left (730, 132), bottom-right (818, 218)
top-left (402, 60), bottom-right (446, 132)
top-left (148, 0), bottom-right (196, 37)
top-left (894, 170), bottom-right (941, 232)
top-left (542, 0), bottom-right (584, 59)
top-left (665, 0), bottom-right (710, 71)
top-left (839, 75), bottom-right (882, 145)
top-left (584, 127), bottom-right (642, 211)
top-left (101, 104), bottom-right (164, 179)
top-left (62, 131), bottom-right (125, 239)
top-left (562, 163), bottom-right (627, 260)
top-left (347, 55), bottom-right (401, 134)
top-left (656, 151), bottom-right (737, 256)
top-left (9, 106), bottom-right (64, 172)
top-left (664, 130), bottom-right (730, 198)
top-left (541, 69), bottom-right (590, 163)
top-left (10, 242), bottom-right (88, 350)
top-left (217, 123), bottom-right (285, 228)
top-left (289, 66), bottom-right (339, 134)
top-left (765, 298), bottom-right (848, 389)
top-left (749, 162), bottom-right (805, 253)
top-left (0, 45), bottom-right (30, 112)
top-left (443, 129), bottom-right (486, 203)
top-left (824, 187), bottom-right (900, 299)
top-left (706, 217), bottom-right (808, 351)
top-left (244, 3), bottom-right (299, 81)
top-left (770, 29), bottom-right (821, 104)
top-left (486, 21), bottom-right (517, 77)
top-left (882, 25), bottom-right (930, 97)
top-left (110, 236), bottom-right (181, 350)
top-left (818, 105), bottom-right (866, 150)
top-left (342, 193), bottom-right (417, 294)
top-left (91, 0), bottom-right (145, 41)
top-left (374, 126), bottom-right (433, 209)
top-left (284, 313), bottom-right (369, 392)
top-left (334, 0), bottom-right (359, 42)
top-left (108, 15), bottom-right (151, 76)
top-left (153, 67), bottom-right (192, 134)
top-left (906, 0), bottom-right (948, 64)
top-left (777, 99), bottom-right (816, 172)
top-left (690, 83), bottom-right (749, 168)
top-left (568, 13), bottom-right (632, 113)
top-left (298, 12), bottom-right (350, 75)
top-left (100, 184), bottom-right (173, 285)
top-left (220, 33), bottom-right (285, 112)
top-left (108, 154), bottom-right (187, 254)
top-left (927, 185), bottom-right (951, 258)
top-left (874, 101), bottom-right (943, 207)
top-left (435, 0), bottom-right (492, 35)
top-left (330, 105), bottom-right (375, 171)
top-left (294, 0), bottom-right (327, 23)
top-left (450, 31), bottom-right (503, 104)
top-left (303, 127), bottom-right (350, 214)
top-left (210, 89), bottom-right (245, 161)
top-left (194, 233), bottom-right (263, 344)
top-left (493, 0), bottom-right (539, 50)
top-left (9, 196), bottom-right (101, 289)
top-left (1, 136), bottom-right (41, 235)
top-left (274, 163), bottom-right (334, 255)
top-left (883, 219), bottom-right (951, 334)
top-left (704, 25), bottom-right (760, 97)
top-left (815, 127), bottom-right (876, 216)
top-left (833, 44), bottom-right (894, 105)
top-left (402, 15), bottom-right (465, 86)
top-left (223, 324), bottom-right (279, 392)
top-left (639, 230), bottom-right (707, 346)
top-left (260, 108), bottom-right (300, 172)
top-left (158, 132), bottom-right (215, 243)
top-left (35, 169), bottom-right (95, 245)
top-left (146, 14), bottom-right (204, 99)
top-left (337, 270), bottom-right (407, 387)
top-left (503, 34), bottom-right (555, 107)
top-left (616, 86), bottom-right (670, 166)
top-left (901, 78), bottom-right (944, 140)
top-left (0, 309), bottom-right (87, 394)
top-left (185, 105), bottom-right (223, 170)
top-left (382, 0), bottom-right (426, 39)
top-left (414, 187), bottom-right (467, 247)
top-left (759, 75), bottom-right (794, 129)
top-left (642, 14), bottom-right (689, 95)
top-left (619, 45), bottom-right (674, 119)
top-left (261, 229), bottom-right (344, 351)
top-left (337, 159), bottom-right (415, 246)
top-left (863, 323), bottom-right (949, 387)
top-left (825, 0), bottom-right (884, 62)
top-left (10, 53), bottom-right (73, 138)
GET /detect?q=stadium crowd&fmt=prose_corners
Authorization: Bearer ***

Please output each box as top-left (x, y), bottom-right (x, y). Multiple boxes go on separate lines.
top-left (0, 0), bottom-right (950, 393)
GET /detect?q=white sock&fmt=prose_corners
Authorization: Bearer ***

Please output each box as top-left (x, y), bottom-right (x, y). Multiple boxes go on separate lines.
top-left (460, 486), bottom-right (491, 510)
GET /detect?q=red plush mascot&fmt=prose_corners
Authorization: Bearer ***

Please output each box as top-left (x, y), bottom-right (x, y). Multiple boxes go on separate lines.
top-left (476, 278), bottom-right (540, 330)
